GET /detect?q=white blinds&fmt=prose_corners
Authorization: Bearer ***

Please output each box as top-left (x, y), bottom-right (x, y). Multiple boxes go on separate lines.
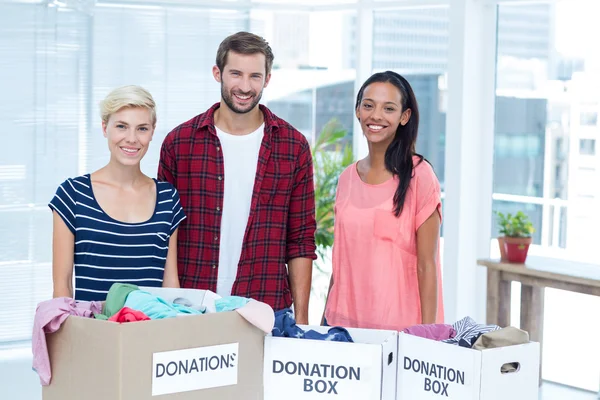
top-left (0, 2), bottom-right (90, 343)
top-left (89, 5), bottom-right (249, 177)
top-left (0, 0), bottom-right (247, 343)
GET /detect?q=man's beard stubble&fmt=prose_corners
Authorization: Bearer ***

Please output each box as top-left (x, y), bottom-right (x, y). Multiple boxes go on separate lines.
top-left (221, 82), bottom-right (263, 114)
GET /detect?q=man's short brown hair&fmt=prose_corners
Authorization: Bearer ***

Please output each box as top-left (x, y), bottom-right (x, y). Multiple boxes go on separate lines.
top-left (216, 31), bottom-right (274, 76)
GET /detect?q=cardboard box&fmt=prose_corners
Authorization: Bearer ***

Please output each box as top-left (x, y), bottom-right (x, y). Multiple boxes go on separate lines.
top-left (264, 325), bottom-right (398, 400)
top-left (42, 289), bottom-right (265, 400)
top-left (397, 332), bottom-right (540, 400)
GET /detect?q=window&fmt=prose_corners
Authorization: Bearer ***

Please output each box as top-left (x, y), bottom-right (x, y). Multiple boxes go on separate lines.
top-left (0, 1), bottom-right (357, 344)
top-left (556, 137), bottom-right (564, 153)
top-left (579, 138), bottom-right (596, 155)
top-left (580, 111), bottom-right (598, 126)
top-left (495, 1), bottom-right (600, 392)
top-left (372, 7), bottom-right (449, 189)
top-left (255, 9), bottom-right (356, 148)
top-left (0, 3), bottom-right (90, 343)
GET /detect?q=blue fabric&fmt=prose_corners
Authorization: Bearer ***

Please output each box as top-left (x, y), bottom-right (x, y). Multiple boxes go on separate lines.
top-left (214, 296), bottom-right (250, 312)
top-left (48, 175), bottom-right (186, 301)
top-left (124, 290), bottom-right (203, 319)
top-left (272, 308), bottom-right (353, 342)
top-left (172, 297), bottom-right (207, 313)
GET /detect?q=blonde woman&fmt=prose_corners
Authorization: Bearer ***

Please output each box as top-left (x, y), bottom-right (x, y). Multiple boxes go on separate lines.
top-left (49, 85), bottom-right (185, 301)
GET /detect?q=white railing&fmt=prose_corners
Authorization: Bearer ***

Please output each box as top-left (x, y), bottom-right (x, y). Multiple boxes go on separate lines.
top-left (441, 191), bottom-right (570, 249)
top-left (491, 192), bottom-right (568, 249)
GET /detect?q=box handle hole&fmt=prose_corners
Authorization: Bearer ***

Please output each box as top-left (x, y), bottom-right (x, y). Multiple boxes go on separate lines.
top-left (388, 352), bottom-right (394, 365)
top-left (501, 362), bottom-right (520, 374)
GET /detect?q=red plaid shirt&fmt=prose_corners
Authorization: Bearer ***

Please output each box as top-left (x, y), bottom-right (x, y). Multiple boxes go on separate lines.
top-left (158, 103), bottom-right (317, 311)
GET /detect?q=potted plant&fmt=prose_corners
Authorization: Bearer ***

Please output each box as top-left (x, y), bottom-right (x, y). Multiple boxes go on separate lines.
top-left (494, 211), bottom-right (534, 264)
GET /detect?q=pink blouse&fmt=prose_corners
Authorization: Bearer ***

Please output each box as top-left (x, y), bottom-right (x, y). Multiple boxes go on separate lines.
top-left (324, 156), bottom-right (444, 331)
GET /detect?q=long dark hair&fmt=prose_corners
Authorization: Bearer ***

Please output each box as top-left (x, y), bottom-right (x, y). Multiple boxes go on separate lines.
top-left (355, 71), bottom-right (423, 217)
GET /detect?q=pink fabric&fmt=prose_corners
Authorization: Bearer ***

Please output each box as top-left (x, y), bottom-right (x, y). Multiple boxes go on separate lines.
top-left (235, 299), bottom-right (275, 334)
top-left (403, 324), bottom-right (456, 341)
top-left (325, 157), bottom-right (444, 331)
top-left (108, 307), bottom-right (150, 323)
top-left (32, 297), bottom-right (102, 386)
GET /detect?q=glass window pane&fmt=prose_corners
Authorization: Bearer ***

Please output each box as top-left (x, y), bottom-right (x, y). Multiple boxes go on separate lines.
top-left (0, 2), bottom-right (358, 347)
top-left (495, 1), bottom-right (600, 391)
top-left (371, 6), bottom-right (449, 190)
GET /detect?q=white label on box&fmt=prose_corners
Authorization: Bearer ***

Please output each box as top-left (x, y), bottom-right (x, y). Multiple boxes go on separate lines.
top-left (152, 343), bottom-right (239, 396)
top-left (266, 339), bottom-right (381, 399)
top-left (402, 356), bottom-right (466, 397)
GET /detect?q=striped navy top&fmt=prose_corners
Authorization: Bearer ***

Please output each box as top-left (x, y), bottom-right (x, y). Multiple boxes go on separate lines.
top-left (48, 174), bottom-right (186, 301)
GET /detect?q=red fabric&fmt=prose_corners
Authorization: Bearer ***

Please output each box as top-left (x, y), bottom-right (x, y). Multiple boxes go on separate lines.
top-left (158, 103), bottom-right (317, 311)
top-left (108, 307), bottom-right (150, 323)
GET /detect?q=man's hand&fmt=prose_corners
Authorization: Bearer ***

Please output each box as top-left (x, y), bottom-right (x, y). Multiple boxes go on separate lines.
top-left (288, 257), bottom-right (312, 325)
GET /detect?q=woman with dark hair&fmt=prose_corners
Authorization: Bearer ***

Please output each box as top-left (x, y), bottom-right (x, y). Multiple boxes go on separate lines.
top-left (322, 71), bottom-right (444, 331)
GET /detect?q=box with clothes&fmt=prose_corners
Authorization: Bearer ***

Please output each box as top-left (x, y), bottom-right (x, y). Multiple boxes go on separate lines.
top-left (33, 284), bottom-right (274, 400)
top-left (396, 317), bottom-right (540, 400)
top-left (263, 309), bottom-right (398, 400)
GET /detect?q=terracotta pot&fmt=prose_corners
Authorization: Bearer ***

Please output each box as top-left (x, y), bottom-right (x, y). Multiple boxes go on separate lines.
top-left (503, 236), bottom-right (532, 264)
top-left (497, 237), bottom-right (508, 262)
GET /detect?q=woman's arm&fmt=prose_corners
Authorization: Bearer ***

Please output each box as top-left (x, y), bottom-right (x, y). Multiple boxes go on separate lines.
top-left (320, 274), bottom-right (334, 325)
top-left (162, 228), bottom-right (181, 288)
top-left (416, 210), bottom-right (441, 324)
top-left (52, 211), bottom-right (74, 298)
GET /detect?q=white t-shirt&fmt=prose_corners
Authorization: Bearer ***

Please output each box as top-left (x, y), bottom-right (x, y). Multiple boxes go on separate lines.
top-left (215, 123), bottom-right (264, 297)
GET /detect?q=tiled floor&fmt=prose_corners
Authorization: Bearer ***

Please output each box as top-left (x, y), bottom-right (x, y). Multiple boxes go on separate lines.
top-left (0, 345), bottom-right (597, 399)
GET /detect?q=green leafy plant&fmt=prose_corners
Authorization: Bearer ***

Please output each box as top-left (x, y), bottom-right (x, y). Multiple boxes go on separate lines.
top-left (312, 118), bottom-right (353, 273)
top-left (494, 211), bottom-right (534, 238)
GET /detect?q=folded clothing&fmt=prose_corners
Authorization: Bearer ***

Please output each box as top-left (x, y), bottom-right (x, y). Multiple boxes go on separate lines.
top-left (472, 326), bottom-right (529, 350)
top-left (403, 323), bottom-right (456, 341)
top-left (173, 297), bottom-right (207, 313)
top-left (124, 290), bottom-right (203, 319)
top-left (272, 308), bottom-right (353, 342)
top-left (95, 283), bottom-right (139, 320)
top-left (215, 296), bottom-right (250, 312)
top-left (443, 316), bottom-right (500, 348)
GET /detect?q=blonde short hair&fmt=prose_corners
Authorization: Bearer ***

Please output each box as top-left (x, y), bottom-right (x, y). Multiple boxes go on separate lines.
top-left (99, 85), bottom-right (157, 126)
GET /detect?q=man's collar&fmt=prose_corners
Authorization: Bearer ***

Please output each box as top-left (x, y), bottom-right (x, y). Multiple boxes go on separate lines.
top-left (198, 102), bottom-right (279, 135)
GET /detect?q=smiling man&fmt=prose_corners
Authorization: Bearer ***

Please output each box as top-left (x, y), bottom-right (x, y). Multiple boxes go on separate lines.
top-left (157, 32), bottom-right (316, 323)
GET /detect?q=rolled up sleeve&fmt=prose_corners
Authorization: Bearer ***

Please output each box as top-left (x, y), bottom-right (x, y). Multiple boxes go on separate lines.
top-left (286, 141), bottom-right (317, 261)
